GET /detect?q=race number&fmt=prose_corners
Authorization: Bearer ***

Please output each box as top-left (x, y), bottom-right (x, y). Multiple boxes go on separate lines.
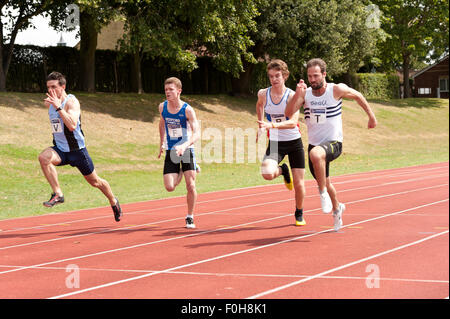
top-left (51, 118), bottom-right (63, 133)
top-left (311, 109), bottom-right (327, 124)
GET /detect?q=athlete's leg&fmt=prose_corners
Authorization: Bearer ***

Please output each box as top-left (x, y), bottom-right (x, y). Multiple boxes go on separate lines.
top-left (292, 168), bottom-right (306, 209)
top-left (183, 170), bottom-right (197, 215)
top-left (326, 177), bottom-right (339, 211)
top-left (260, 159), bottom-right (282, 180)
top-left (84, 170), bottom-right (116, 206)
top-left (308, 146), bottom-right (327, 192)
top-left (38, 147), bottom-right (63, 196)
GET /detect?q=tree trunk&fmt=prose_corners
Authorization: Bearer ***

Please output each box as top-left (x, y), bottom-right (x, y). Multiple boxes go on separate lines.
top-left (402, 53), bottom-right (411, 98)
top-left (130, 50), bottom-right (143, 94)
top-left (79, 11), bottom-right (97, 92)
top-left (231, 60), bottom-right (255, 95)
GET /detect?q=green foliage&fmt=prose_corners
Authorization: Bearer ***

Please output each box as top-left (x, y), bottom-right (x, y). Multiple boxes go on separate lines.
top-left (117, 0), bottom-right (259, 77)
top-left (248, 0), bottom-right (385, 79)
top-left (373, 0), bottom-right (449, 69)
top-left (352, 73), bottom-right (400, 99)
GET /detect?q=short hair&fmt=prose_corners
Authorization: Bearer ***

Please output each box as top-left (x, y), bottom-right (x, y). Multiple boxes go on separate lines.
top-left (267, 59), bottom-right (290, 78)
top-left (46, 71), bottom-right (66, 86)
top-left (164, 77), bottom-right (182, 89)
top-left (306, 58), bottom-right (327, 73)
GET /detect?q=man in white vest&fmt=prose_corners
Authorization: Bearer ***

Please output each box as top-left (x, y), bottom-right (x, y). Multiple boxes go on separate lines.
top-left (286, 58), bottom-right (377, 231)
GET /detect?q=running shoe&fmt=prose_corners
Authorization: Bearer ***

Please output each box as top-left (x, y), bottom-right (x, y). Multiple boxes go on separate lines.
top-left (185, 216), bottom-right (196, 229)
top-left (112, 197), bottom-right (123, 222)
top-left (333, 203), bottom-right (345, 232)
top-left (319, 189), bottom-right (332, 214)
top-left (280, 163), bottom-right (293, 190)
top-left (295, 210), bottom-right (306, 226)
top-left (43, 193), bottom-right (64, 207)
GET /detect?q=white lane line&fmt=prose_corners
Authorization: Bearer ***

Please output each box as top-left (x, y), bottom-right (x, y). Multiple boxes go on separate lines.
top-left (1, 173), bottom-right (447, 250)
top-left (47, 199), bottom-right (448, 299)
top-left (0, 185), bottom-right (447, 276)
top-left (2, 163), bottom-right (446, 231)
top-left (0, 264), bottom-right (447, 284)
top-left (247, 230), bottom-right (449, 299)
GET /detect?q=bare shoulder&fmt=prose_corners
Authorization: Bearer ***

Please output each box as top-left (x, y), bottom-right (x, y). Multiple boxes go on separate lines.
top-left (158, 101), bottom-right (165, 114)
top-left (257, 88), bottom-right (268, 104)
top-left (65, 95), bottom-right (80, 111)
top-left (185, 104), bottom-right (197, 118)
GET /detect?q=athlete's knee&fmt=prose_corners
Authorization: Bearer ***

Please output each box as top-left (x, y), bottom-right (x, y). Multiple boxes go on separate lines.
top-left (185, 181), bottom-right (196, 194)
top-left (38, 151), bottom-right (51, 165)
top-left (165, 183), bottom-right (176, 192)
top-left (260, 161), bottom-right (277, 179)
top-left (294, 180), bottom-right (305, 193)
top-left (309, 149), bottom-right (324, 165)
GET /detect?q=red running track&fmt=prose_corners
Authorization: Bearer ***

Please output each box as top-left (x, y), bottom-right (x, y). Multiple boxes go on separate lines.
top-left (0, 162), bottom-right (448, 299)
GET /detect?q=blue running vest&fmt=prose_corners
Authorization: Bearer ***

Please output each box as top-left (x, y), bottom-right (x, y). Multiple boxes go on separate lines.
top-left (49, 94), bottom-right (86, 152)
top-left (162, 101), bottom-right (192, 150)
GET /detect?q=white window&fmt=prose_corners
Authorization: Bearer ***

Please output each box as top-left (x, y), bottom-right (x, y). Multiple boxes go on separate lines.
top-left (418, 88), bottom-right (431, 94)
top-left (439, 78), bottom-right (449, 92)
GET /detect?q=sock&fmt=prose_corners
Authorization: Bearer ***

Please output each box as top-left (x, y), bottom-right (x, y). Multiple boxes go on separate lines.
top-left (186, 214), bottom-right (193, 219)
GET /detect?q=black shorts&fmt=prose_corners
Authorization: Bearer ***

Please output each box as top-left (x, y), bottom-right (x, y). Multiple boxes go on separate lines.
top-left (163, 148), bottom-right (197, 175)
top-left (308, 141), bottom-right (342, 179)
top-left (52, 146), bottom-right (95, 176)
top-left (263, 138), bottom-right (305, 169)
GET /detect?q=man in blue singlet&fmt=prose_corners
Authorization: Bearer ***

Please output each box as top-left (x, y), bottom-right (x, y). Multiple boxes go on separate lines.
top-left (38, 72), bottom-right (123, 222)
top-left (158, 77), bottom-right (200, 229)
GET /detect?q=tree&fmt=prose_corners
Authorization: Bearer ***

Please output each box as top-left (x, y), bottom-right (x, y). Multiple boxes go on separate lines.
top-left (0, 0), bottom-right (70, 91)
top-left (231, 0), bottom-right (385, 94)
top-left (373, 0), bottom-right (449, 97)
top-left (117, 0), bottom-right (259, 93)
top-left (73, 1), bottom-right (120, 92)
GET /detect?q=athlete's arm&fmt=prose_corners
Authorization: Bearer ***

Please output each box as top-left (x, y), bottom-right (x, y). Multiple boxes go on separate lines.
top-left (255, 89), bottom-right (267, 142)
top-left (334, 83), bottom-right (377, 129)
top-left (158, 103), bottom-right (165, 159)
top-left (174, 105), bottom-right (200, 157)
top-left (285, 79), bottom-right (306, 118)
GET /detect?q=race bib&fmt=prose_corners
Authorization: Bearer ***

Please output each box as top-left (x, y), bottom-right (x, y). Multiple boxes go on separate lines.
top-left (270, 114), bottom-right (286, 123)
top-left (168, 124), bottom-right (183, 138)
top-left (311, 109), bottom-right (327, 124)
top-left (51, 118), bottom-right (63, 133)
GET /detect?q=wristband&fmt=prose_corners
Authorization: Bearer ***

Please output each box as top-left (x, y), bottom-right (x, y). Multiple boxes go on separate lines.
top-left (271, 122), bottom-right (275, 128)
top-left (55, 107), bottom-right (62, 112)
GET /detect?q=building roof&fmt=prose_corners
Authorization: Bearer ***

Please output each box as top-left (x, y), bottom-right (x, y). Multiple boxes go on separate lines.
top-left (412, 54), bottom-right (449, 79)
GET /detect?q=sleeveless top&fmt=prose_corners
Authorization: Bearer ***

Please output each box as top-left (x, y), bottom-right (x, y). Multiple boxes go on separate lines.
top-left (162, 100), bottom-right (193, 150)
top-left (264, 87), bottom-right (301, 141)
top-left (304, 83), bottom-right (343, 145)
top-left (49, 94), bottom-right (86, 152)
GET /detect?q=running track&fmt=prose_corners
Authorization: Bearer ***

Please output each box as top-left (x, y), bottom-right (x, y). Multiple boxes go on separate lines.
top-left (0, 162), bottom-right (448, 300)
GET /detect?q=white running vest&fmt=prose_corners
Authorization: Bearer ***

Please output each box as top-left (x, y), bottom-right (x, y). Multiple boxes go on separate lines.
top-left (264, 87), bottom-right (301, 141)
top-left (304, 83), bottom-right (343, 146)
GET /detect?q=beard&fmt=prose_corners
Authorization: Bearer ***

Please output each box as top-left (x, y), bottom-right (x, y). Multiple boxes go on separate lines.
top-left (311, 81), bottom-right (324, 90)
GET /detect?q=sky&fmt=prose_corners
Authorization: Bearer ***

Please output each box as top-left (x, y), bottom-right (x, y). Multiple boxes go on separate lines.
top-left (14, 14), bottom-right (79, 47)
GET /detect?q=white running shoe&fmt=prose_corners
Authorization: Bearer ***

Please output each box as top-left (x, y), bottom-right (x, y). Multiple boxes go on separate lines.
top-left (319, 190), bottom-right (333, 214)
top-left (333, 203), bottom-right (345, 232)
top-left (185, 216), bottom-right (196, 229)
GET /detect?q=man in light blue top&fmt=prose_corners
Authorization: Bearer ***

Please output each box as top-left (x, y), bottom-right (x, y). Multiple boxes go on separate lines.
top-left (38, 72), bottom-right (123, 222)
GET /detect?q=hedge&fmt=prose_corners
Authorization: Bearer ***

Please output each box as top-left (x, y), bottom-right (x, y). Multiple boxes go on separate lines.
top-left (351, 73), bottom-right (400, 99)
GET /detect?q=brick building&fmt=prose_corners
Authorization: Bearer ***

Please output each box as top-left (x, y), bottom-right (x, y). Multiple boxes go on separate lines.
top-left (412, 55), bottom-right (449, 98)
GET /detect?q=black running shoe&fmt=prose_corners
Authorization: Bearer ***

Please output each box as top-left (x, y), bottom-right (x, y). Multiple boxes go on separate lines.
top-left (280, 163), bottom-right (293, 190)
top-left (112, 197), bottom-right (123, 222)
top-left (295, 210), bottom-right (306, 226)
top-left (43, 193), bottom-right (64, 207)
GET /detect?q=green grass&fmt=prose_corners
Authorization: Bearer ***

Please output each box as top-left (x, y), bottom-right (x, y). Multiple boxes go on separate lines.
top-left (0, 93), bottom-right (448, 220)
